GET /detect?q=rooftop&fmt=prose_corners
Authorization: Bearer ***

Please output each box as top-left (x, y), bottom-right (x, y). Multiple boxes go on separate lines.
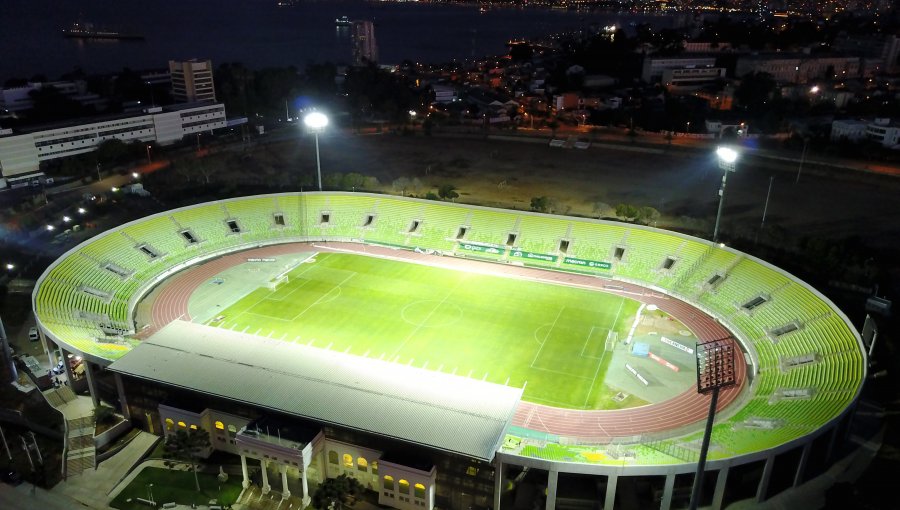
top-left (108, 320), bottom-right (523, 461)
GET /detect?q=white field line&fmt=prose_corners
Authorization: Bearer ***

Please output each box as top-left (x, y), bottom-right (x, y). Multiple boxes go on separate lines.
top-left (290, 272), bottom-right (357, 321)
top-left (391, 277), bottom-right (466, 358)
top-left (529, 306), bottom-right (565, 368)
top-left (582, 297), bottom-right (625, 408)
top-left (530, 365), bottom-right (593, 381)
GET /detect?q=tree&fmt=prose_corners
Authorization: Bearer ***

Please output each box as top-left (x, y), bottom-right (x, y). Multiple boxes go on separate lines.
top-left (438, 184), bottom-right (459, 201)
top-left (392, 177), bottom-right (411, 196)
top-left (163, 428), bottom-right (211, 492)
top-left (615, 203), bottom-right (639, 220)
top-left (312, 474), bottom-right (362, 510)
top-left (636, 206), bottom-right (661, 225)
top-left (546, 119), bottom-right (560, 138)
top-left (530, 196), bottom-right (550, 213)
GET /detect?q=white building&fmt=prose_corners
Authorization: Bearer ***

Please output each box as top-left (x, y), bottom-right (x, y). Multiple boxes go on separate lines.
top-left (866, 118), bottom-right (900, 148)
top-left (831, 118), bottom-right (900, 148)
top-left (641, 56), bottom-right (717, 83)
top-left (661, 67), bottom-right (726, 90)
top-left (0, 102), bottom-right (226, 181)
top-left (830, 119), bottom-right (868, 142)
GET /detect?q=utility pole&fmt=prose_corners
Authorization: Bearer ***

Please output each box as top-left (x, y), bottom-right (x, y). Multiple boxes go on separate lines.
top-left (755, 176), bottom-right (775, 245)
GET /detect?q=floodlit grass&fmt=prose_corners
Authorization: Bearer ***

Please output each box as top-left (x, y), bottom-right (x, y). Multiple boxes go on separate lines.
top-left (109, 467), bottom-right (242, 510)
top-left (208, 253), bottom-right (639, 410)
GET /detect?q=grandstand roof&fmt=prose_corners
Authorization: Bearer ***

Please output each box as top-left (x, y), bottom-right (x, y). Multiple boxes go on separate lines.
top-left (108, 320), bottom-right (523, 461)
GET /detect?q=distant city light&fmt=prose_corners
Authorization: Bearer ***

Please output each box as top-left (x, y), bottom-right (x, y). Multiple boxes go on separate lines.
top-left (111, 186), bottom-right (119, 192)
top-left (810, 85), bottom-right (820, 94)
top-left (132, 172), bottom-right (139, 178)
top-left (5, 263), bottom-right (14, 270)
top-left (46, 225), bottom-right (55, 231)
top-left (408, 110), bottom-right (417, 117)
top-left (62, 216), bottom-right (71, 223)
top-left (77, 207), bottom-right (86, 214)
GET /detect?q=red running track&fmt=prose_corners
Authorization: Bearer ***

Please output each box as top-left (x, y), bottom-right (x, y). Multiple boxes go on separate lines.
top-left (145, 242), bottom-right (746, 443)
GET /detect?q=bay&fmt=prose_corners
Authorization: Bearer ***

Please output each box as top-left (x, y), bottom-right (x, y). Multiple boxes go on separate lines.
top-left (0, 0), bottom-right (677, 81)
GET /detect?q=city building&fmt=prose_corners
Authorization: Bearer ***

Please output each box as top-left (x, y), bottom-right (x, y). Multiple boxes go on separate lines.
top-left (865, 118), bottom-right (900, 148)
top-left (833, 34), bottom-right (900, 74)
top-left (0, 102), bottom-right (226, 182)
top-left (735, 53), bottom-right (860, 83)
top-left (352, 21), bottom-right (378, 66)
top-left (168, 59), bottom-right (216, 103)
top-left (0, 81), bottom-right (107, 113)
top-left (640, 56), bottom-right (717, 83)
top-left (830, 119), bottom-right (869, 142)
top-left (661, 67), bottom-right (727, 91)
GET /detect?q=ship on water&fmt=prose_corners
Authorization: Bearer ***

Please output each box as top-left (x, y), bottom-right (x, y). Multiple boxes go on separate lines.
top-left (62, 21), bottom-right (144, 41)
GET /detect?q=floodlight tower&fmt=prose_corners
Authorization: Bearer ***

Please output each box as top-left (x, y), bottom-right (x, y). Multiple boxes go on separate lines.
top-left (689, 337), bottom-right (737, 510)
top-left (303, 112), bottom-right (328, 191)
top-left (713, 147), bottom-right (738, 243)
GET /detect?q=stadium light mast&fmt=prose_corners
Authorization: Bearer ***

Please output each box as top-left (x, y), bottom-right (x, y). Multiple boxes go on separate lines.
top-left (713, 147), bottom-right (738, 243)
top-left (689, 337), bottom-right (737, 510)
top-left (303, 111), bottom-right (328, 191)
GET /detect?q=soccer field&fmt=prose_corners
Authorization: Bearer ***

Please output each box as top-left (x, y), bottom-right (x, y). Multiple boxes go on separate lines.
top-left (206, 252), bottom-right (640, 410)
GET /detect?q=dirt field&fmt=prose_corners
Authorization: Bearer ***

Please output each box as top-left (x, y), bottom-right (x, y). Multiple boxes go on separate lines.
top-left (230, 130), bottom-right (900, 255)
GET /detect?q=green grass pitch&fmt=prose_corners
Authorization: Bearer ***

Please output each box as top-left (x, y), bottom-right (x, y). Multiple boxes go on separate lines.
top-left (206, 252), bottom-right (640, 410)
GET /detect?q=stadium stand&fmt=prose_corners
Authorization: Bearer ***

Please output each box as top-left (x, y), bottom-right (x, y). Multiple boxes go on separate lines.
top-left (34, 192), bottom-right (865, 468)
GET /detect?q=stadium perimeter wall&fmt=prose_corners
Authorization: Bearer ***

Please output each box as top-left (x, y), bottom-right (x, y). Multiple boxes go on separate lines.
top-left (32, 192), bottom-right (867, 509)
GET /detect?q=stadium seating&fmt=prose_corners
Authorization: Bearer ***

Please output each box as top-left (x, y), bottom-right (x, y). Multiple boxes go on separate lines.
top-left (33, 192), bottom-right (865, 467)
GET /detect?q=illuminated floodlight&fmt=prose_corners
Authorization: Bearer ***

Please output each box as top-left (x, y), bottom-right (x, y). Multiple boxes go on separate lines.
top-left (303, 111), bottom-right (328, 130)
top-left (716, 146), bottom-right (738, 164)
top-left (689, 337), bottom-right (737, 509)
top-left (63, 216), bottom-right (71, 223)
top-left (111, 186), bottom-right (119, 192)
top-left (132, 172), bottom-right (139, 179)
top-left (77, 208), bottom-right (86, 214)
top-left (810, 85), bottom-right (820, 94)
top-left (5, 263), bottom-right (13, 270)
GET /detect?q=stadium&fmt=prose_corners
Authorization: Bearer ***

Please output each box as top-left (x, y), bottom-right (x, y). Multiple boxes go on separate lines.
top-left (32, 192), bottom-right (866, 510)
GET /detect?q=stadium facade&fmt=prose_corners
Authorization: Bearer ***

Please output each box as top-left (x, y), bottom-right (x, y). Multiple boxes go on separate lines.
top-left (32, 192), bottom-right (866, 510)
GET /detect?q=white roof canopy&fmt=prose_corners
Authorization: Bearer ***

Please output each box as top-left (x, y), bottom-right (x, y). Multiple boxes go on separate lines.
top-left (109, 320), bottom-right (522, 460)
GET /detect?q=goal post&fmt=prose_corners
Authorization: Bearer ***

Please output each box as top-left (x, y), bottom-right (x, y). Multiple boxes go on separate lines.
top-left (267, 273), bottom-right (289, 291)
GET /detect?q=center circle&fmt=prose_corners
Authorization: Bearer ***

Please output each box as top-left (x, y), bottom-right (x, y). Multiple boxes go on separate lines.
top-left (401, 300), bottom-right (463, 328)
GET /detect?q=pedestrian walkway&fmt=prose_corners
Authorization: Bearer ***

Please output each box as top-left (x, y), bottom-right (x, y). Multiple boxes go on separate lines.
top-left (55, 430), bottom-right (159, 509)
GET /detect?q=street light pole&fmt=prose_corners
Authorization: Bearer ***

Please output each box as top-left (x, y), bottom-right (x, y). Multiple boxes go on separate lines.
top-left (795, 138), bottom-right (809, 184)
top-left (145, 145), bottom-right (152, 165)
top-left (303, 112), bottom-right (329, 191)
top-left (713, 147), bottom-right (738, 243)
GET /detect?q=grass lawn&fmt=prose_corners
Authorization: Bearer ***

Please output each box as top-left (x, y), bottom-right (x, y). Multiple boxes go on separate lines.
top-left (110, 467), bottom-right (242, 510)
top-left (206, 252), bottom-right (640, 410)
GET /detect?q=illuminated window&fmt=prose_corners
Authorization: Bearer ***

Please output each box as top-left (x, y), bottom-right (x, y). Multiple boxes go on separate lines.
top-left (177, 421), bottom-right (186, 428)
top-left (165, 418), bottom-right (174, 431)
top-left (466, 466), bottom-right (478, 476)
top-left (383, 475), bottom-right (394, 490)
top-left (214, 421), bottom-right (225, 430)
top-left (227, 425), bottom-right (237, 437)
top-left (343, 454), bottom-right (353, 468)
top-left (189, 424), bottom-right (198, 430)
top-left (371, 461), bottom-right (378, 475)
top-left (328, 451), bottom-right (338, 465)
top-left (414, 483), bottom-right (426, 499)
top-left (399, 479), bottom-right (410, 495)
top-left (357, 457), bottom-right (368, 472)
